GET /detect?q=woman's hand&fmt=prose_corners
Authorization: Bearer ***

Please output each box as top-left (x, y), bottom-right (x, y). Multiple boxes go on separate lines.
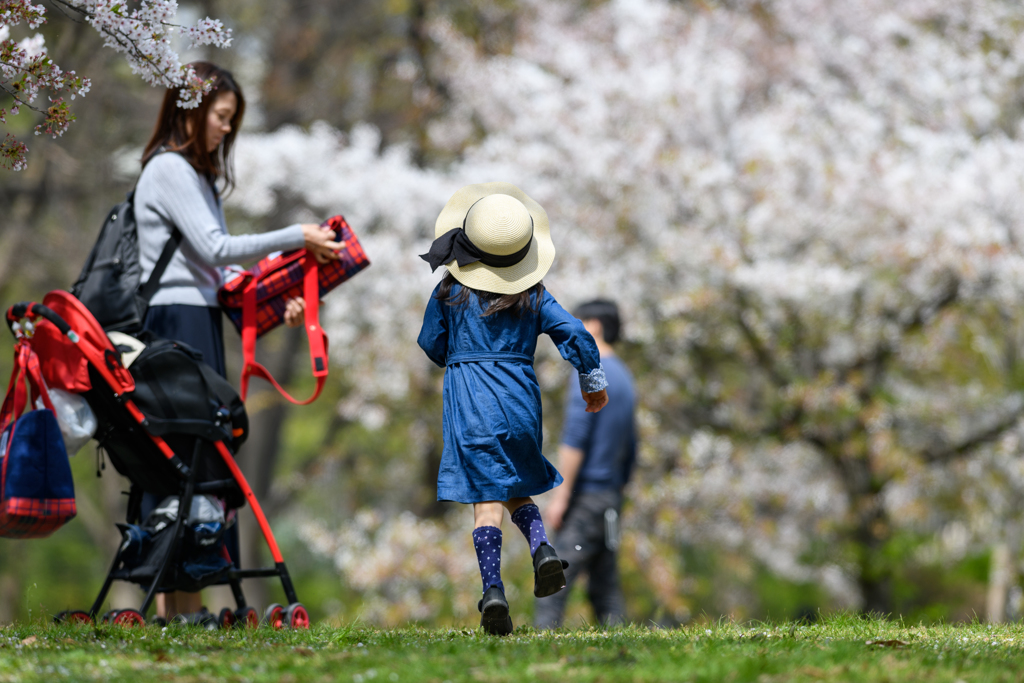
top-left (582, 388), bottom-right (608, 413)
top-left (284, 297), bottom-right (306, 328)
top-left (302, 224), bottom-right (343, 264)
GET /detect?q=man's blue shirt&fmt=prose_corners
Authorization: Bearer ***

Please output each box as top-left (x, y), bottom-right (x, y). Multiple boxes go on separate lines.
top-left (560, 354), bottom-right (636, 493)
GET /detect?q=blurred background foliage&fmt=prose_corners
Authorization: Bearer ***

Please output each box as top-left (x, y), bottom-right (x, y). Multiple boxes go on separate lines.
top-left (3, 0), bottom-right (1024, 628)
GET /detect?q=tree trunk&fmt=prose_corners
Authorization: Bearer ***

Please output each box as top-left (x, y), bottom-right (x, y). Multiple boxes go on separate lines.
top-left (858, 565), bottom-right (893, 616)
top-left (987, 543), bottom-right (1013, 624)
top-left (837, 449), bottom-right (894, 615)
top-left (0, 569), bottom-right (17, 625)
top-left (855, 522), bottom-right (894, 616)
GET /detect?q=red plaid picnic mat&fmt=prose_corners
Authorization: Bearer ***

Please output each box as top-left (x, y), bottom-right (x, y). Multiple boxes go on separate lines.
top-left (218, 216), bottom-right (370, 405)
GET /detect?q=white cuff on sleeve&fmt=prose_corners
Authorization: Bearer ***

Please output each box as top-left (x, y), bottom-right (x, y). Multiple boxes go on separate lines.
top-left (579, 365), bottom-right (608, 393)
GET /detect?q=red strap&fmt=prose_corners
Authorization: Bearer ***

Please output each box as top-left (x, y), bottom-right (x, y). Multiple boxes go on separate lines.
top-left (0, 344), bottom-right (28, 500)
top-left (302, 256), bottom-right (330, 381)
top-left (0, 343), bottom-right (54, 432)
top-left (0, 342), bottom-right (57, 501)
top-left (24, 345), bottom-right (56, 415)
top-left (0, 344), bottom-right (28, 436)
top-left (239, 252), bottom-right (329, 406)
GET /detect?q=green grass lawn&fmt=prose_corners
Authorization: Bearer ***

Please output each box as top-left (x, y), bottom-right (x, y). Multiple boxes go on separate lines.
top-left (1, 616), bottom-right (1023, 682)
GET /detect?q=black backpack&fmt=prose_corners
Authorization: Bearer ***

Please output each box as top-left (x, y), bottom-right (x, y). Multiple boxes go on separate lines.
top-left (71, 191), bottom-right (182, 333)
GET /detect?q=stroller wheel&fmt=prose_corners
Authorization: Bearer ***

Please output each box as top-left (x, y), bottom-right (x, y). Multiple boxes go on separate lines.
top-left (54, 610), bottom-right (92, 625)
top-left (112, 609), bottom-right (145, 627)
top-left (283, 603), bottom-right (310, 629)
top-left (234, 606), bottom-right (259, 628)
top-left (264, 603), bottom-right (284, 629)
top-left (100, 610), bottom-right (117, 624)
top-left (218, 607), bottom-right (236, 629)
top-left (150, 616), bottom-right (167, 627)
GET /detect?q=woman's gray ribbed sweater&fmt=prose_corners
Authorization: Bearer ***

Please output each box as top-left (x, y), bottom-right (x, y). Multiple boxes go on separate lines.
top-left (135, 152), bottom-right (305, 307)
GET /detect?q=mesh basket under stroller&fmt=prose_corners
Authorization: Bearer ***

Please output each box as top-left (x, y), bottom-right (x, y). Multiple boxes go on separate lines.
top-left (5, 291), bottom-right (309, 628)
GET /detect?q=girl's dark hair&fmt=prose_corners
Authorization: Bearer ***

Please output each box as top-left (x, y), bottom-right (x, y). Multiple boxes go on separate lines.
top-left (141, 62), bottom-right (246, 190)
top-left (436, 272), bottom-right (544, 318)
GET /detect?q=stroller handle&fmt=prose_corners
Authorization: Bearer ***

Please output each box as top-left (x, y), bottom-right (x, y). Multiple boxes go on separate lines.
top-left (7, 302), bottom-right (74, 339)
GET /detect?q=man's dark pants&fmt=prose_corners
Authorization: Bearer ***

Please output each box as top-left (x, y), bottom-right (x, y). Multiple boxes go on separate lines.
top-left (535, 489), bottom-right (626, 628)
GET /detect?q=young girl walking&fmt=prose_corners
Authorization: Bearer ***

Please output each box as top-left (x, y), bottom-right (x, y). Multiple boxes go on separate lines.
top-left (417, 182), bottom-right (609, 635)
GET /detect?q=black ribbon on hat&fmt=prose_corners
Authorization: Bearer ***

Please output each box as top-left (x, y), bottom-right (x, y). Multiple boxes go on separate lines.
top-left (420, 207), bottom-right (534, 273)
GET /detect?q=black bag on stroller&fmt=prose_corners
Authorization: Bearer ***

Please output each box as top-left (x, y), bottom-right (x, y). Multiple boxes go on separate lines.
top-left (86, 331), bottom-right (248, 511)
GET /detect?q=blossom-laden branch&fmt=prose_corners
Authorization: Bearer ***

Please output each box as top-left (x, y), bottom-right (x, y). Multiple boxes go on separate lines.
top-left (0, 0), bottom-right (233, 171)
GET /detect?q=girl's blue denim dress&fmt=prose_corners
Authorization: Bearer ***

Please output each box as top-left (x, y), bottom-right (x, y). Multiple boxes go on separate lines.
top-left (418, 282), bottom-right (605, 503)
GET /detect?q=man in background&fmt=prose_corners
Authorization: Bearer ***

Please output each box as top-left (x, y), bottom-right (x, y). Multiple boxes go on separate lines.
top-left (536, 299), bottom-right (637, 628)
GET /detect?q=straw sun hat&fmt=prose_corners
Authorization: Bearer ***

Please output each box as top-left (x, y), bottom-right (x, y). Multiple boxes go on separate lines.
top-left (420, 182), bottom-right (555, 295)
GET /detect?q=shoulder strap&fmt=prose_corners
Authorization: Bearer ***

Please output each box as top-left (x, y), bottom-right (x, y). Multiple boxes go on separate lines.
top-left (138, 226), bottom-right (182, 304)
top-left (239, 256), bottom-right (329, 406)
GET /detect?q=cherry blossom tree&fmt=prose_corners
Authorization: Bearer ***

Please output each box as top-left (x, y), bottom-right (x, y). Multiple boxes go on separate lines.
top-left (1, 0), bottom-right (232, 170)
top-left (227, 0), bottom-right (1024, 620)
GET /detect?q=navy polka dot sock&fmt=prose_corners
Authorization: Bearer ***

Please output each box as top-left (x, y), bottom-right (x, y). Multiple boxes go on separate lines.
top-left (472, 526), bottom-right (505, 594)
top-left (510, 503), bottom-right (549, 557)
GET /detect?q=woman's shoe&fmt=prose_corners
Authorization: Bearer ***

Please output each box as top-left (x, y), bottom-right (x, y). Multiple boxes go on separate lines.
top-left (533, 544), bottom-right (569, 598)
top-left (478, 586), bottom-right (513, 636)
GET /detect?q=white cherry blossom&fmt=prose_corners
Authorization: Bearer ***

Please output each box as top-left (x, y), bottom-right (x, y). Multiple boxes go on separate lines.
top-left (231, 0), bottom-right (1024, 618)
top-left (1, 0), bottom-right (232, 169)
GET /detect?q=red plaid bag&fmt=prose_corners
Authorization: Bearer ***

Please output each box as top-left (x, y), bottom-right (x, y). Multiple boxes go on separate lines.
top-left (0, 339), bottom-right (77, 538)
top-left (218, 216), bottom-right (370, 405)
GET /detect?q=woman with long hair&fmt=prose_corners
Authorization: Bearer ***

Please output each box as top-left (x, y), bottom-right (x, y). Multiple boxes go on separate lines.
top-left (134, 61), bottom-right (338, 621)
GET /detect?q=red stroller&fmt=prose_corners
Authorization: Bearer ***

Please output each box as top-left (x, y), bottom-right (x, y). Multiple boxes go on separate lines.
top-left (5, 291), bottom-right (308, 628)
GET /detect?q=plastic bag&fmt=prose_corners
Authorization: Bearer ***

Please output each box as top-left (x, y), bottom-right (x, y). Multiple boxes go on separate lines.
top-left (36, 388), bottom-right (97, 456)
top-left (147, 495), bottom-right (225, 529)
top-left (146, 495), bottom-right (226, 549)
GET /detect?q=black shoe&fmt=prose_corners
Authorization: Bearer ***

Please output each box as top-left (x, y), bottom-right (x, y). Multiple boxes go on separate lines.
top-left (478, 586), bottom-right (513, 636)
top-left (533, 543), bottom-right (569, 598)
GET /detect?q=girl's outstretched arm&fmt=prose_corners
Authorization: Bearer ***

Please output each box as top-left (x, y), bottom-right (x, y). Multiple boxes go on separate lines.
top-left (540, 291), bottom-right (609, 401)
